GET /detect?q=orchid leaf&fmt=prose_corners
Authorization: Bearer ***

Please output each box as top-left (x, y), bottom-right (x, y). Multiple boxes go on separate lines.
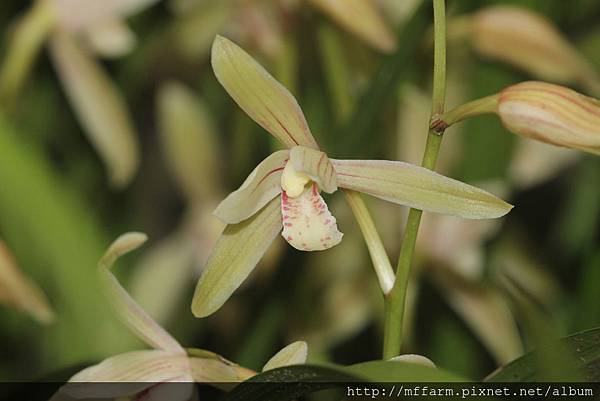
top-left (333, 159), bottom-right (513, 219)
top-left (192, 198), bottom-right (283, 318)
top-left (49, 32), bottom-right (139, 188)
top-left (211, 35), bottom-right (319, 149)
top-left (0, 113), bottom-right (133, 365)
top-left (214, 150), bottom-right (288, 224)
top-left (486, 327), bottom-right (600, 382)
top-left (225, 361), bottom-right (464, 401)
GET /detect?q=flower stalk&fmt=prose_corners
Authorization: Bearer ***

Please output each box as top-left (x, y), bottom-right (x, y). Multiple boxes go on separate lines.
top-left (383, 0), bottom-right (447, 360)
top-left (431, 94), bottom-right (499, 133)
top-left (344, 190), bottom-right (395, 294)
top-left (432, 81), bottom-right (600, 155)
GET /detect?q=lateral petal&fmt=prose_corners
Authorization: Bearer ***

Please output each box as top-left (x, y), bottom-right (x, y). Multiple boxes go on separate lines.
top-left (64, 350), bottom-right (191, 399)
top-left (99, 233), bottom-right (184, 354)
top-left (192, 198), bottom-right (283, 318)
top-left (289, 146), bottom-right (338, 193)
top-left (49, 32), bottom-right (139, 187)
top-left (214, 150), bottom-right (288, 224)
top-left (211, 35), bottom-right (319, 149)
top-left (281, 184), bottom-right (343, 251)
top-left (333, 159), bottom-right (513, 219)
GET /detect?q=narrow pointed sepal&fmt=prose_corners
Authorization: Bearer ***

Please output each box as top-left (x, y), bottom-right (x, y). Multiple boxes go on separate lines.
top-left (99, 233), bottom-right (184, 353)
top-left (49, 32), bottom-right (139, 187)
top-left (333, 160), bottom-right (513, 219)
top-left (192, 198), bottom-right (283, 318)
top-left (281, 184), bottom-right (343, 251)
top-left (211, 35), bottom-right (319, 149)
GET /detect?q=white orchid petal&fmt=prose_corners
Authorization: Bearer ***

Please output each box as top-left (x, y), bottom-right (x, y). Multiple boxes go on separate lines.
top-left (281, 184), bottom-right (343, 251)
top-left (99, 233), bottom-right (184, 354)
top-left (214, 150), bottom-right (288, 224)
top-left (289, 146), bottom-right (337, 193)
top-left (64, 350), bottom-right (191, 398)
top-left (84, 18), bottom-right (136, 58)
top-left (333, 159), bottom-right (513, 219)
top-left (211, 35), bottom-right (319, 149)
top-left (49, 32), bottom-right (139, 187)
top-left (263, 341), bottom-right (308, 371)
top-left (192, 198), bottom-right (283, 318)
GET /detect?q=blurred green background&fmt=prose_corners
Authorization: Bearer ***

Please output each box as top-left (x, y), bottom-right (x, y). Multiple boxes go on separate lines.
top-left (0, 0), bottom-right (599, 383)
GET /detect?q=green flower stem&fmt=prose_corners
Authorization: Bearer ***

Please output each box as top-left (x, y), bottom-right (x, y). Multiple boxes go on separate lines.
top-left (344, 190), bottom-right (395, 295)
top-left (0, 0), bottom-right (55, 107)
top-left (431, 94), bottom-right (499, 132)
top-left (383, 0), bottom-right (447, 360)
top-left (318, 23), bottom-right (395, 297)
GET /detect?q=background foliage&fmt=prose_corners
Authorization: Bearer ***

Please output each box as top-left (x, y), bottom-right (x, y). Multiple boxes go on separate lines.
top-left (0, 0), bottom-right (599, 385)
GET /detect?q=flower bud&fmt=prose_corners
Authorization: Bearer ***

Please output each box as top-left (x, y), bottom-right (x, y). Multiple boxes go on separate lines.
top-left (497, 81), bottom-right (600, 155)
top-left (469, 6), bottom-right (600, 91)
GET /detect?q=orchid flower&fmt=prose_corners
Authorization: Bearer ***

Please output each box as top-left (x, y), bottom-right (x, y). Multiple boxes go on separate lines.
top-left (191, 35), bottom-right (512, 318)
top-left (58, 233), bottom-right (307, 401)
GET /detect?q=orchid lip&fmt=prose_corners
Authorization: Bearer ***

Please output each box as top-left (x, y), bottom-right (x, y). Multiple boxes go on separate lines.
top-left (280, 184), bottom-right (343, 251)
